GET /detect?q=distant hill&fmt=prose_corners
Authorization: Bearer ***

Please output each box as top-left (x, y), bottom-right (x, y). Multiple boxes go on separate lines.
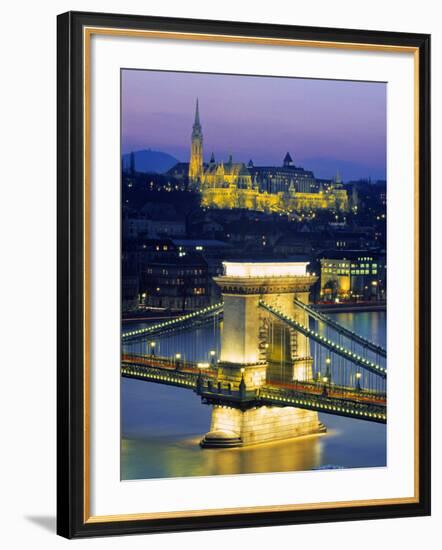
top-left (122, 149), bottom-right (179, 174)
top-left (300, 157), bottom-right (386, 183)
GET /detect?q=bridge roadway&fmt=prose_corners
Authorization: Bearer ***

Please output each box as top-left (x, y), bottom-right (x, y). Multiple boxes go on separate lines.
top-left (121, 354), bottom-right (387, 424)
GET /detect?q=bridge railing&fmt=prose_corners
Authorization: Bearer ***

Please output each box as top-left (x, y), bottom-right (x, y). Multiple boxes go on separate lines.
top-left (122, 352), bottom-right (218, 377)
top-left (269, 379), bottom-right (386, 404)
top-left (121, 363), bottom-right (199, 389)
top-left (121, 353), bottom-right (387, 423)
top-left (259, 385), bottom-right (386, 423)
top-left (122, 352), bottom-right (386, 402)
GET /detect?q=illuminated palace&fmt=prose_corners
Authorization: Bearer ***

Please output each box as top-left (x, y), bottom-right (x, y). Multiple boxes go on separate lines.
top-left (186, 99), bottom-right (349, 214)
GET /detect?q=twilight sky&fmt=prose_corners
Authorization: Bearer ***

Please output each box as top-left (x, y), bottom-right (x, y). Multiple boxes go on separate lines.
top-left (122, 69), bottom-right (386, 181)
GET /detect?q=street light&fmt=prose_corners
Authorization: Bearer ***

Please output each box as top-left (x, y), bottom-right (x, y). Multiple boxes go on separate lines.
top-left (149, 341), bottom-right (156, 356)
top-left (355, 372), bottom-right (362, 392)
top-left (239, 368), bottom-right (246, 398)
top-left (325, 357), bottom-right (332, 383)
top-left (175, 353), bottom-right (181, 370)
top-left (209, 350), bottom-right (216, 366)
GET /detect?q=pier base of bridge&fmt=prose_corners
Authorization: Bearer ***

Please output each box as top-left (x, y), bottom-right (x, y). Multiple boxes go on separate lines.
top-left (200, 405), bottom-right (326, 448)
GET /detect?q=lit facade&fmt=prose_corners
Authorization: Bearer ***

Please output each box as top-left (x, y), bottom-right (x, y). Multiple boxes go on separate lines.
top-left (320, 253), bottom-right (385, 302)
top-left (139, 242), bottom-right (210, 311)
top-left (187, 99), bottom-right (349, 213)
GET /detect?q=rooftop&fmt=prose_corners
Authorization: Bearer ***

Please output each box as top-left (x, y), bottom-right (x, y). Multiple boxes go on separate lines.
top-left (222, 261), bottom-right (309, 278)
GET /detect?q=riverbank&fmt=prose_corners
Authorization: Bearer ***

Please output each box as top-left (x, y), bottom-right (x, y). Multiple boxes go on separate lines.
top-left (315, 302), bottom-right (386, 313)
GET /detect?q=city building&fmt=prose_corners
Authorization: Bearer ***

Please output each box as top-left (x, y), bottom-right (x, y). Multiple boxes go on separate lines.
top-left (171, 238), bottom-right (234, 301)
top-left (319, 251), bottom-right (386, 302)
top-left (181, 99), bottom-right (349, 213)
top-left (139, 245), bottom-right (210, 312)
top-left (248, 153), bottom-right (316, 194)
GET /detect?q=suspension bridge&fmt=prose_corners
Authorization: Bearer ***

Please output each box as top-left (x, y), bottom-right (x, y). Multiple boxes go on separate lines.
top-left (122, 261), bottom-right (386, 447)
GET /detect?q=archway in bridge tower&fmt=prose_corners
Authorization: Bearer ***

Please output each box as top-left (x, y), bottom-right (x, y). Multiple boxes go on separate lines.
top-left (261, 316), bottom-right (298, 385)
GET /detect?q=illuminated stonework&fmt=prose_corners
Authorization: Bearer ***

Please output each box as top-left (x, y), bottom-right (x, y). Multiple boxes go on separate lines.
top-left (187, 100), bottom-right (349, 213)
top-left (223, 261), bottom-right (309, 278)
top-left (214, 261), bottom-right (317, 366)
top-left (201, 186), bottom-right (348, 214)
top-left (200, 261), bottom-right (324, 447)
top-left (201, 405), bottom-right (325, 447)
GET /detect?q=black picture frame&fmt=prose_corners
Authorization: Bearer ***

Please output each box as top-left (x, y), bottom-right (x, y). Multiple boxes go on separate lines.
top-left (57, 10), bottom-right (431, 539)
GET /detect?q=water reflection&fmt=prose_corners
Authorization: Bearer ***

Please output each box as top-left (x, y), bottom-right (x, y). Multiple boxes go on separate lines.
top-left (122, 432), bottom-right (323, 480)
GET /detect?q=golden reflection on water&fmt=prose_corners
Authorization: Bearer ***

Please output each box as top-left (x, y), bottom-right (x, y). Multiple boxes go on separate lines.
top-left (122, 432), bottom-right (325, 480)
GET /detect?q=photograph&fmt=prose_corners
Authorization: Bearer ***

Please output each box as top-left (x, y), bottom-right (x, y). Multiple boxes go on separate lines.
top-left (54, 9), bottom-right (431, 538)
top-left (120, 69), bottom-right (388, 481)
top-left (1, 0), bottom-right (436, 545)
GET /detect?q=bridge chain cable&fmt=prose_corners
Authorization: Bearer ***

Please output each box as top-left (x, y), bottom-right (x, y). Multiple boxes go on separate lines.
top-left (122, 302), bottom-right (223, 343)
top-left (259, 300), bottom-right (387, 378)
top-left (293, 298), bottom-right (387, 358)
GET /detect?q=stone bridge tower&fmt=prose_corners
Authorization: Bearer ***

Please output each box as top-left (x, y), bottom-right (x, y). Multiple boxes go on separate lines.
top-left (200, 261), bottom-right (325, 448)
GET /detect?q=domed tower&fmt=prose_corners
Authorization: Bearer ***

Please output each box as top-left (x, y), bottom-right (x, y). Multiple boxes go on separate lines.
top-left (188, 98), bottom-right (204, 188)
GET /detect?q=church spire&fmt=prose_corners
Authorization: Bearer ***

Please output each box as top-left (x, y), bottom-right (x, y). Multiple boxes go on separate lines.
top-left (194, 98), bottom-right (200, 127)
top-left (189, 98), bottom-right (204, 187)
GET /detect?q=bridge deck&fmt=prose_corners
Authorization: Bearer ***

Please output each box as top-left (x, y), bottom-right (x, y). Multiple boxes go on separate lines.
top-left (122, 354), bottom-right (386, 424)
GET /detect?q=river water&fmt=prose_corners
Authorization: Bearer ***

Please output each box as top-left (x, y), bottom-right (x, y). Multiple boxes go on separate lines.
top-left (121, 311), bottom-right (386, 480)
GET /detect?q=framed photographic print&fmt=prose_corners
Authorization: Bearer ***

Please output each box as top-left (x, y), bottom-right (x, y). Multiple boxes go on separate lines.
top-left (57, 11), bottom-right (431, 538)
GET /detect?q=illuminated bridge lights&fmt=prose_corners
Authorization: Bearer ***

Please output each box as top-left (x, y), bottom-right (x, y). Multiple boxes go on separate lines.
top-left (293, 298), bottom-right (386, 358)
top-left (122, 353), bottom-right (385, 423)
top-left (122, 302), bottom-right (223, 341)
top-left (258, 301), bottom-right (386, 378)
